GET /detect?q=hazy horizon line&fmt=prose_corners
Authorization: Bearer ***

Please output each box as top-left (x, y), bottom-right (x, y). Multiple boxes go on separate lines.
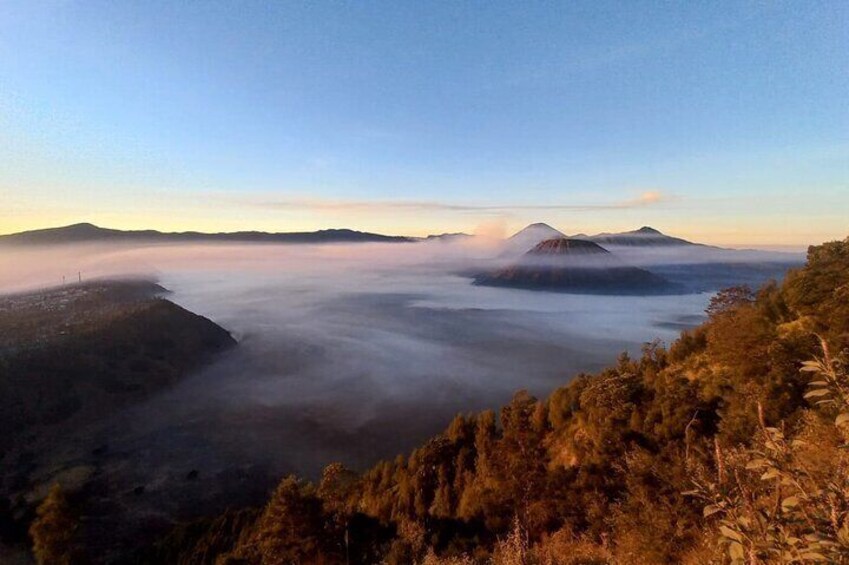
top-left (0, 220), bottom-right (822, 252)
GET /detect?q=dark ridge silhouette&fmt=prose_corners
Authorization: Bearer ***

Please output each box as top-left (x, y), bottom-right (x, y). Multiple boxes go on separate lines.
top-left (0, 223), bottom-right (415, 246)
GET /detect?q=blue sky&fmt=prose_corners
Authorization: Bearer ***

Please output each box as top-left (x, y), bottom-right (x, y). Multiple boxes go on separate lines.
top-left (0, 1), bottom-right (847, 245)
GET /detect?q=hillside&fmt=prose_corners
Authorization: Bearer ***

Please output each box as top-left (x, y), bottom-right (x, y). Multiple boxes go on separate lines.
top-left (0, 280), bottom-right (235, 440)
top-left (136, 236), bottom-right (849, 564)
top-left (0, 223), bottom-right (414, 246)
top-left (0, 280), bottom-right (236, 560)
top-left (476, 238), bottom-right (679, 295)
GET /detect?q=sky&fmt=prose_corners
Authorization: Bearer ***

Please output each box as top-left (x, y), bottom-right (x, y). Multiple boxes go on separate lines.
top-left (0, 1), bottom-right (847, 246)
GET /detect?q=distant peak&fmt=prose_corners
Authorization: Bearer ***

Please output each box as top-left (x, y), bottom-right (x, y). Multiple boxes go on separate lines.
top-left (510, 223), bottom-right (564, 237)
top-left (635, 226), bottom-right (662, 235)
top-left (62, 222), bottom-right (102, 230)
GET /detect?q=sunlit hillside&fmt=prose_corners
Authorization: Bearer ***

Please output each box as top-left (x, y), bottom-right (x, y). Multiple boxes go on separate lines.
top-left (122, 237), bottom-right (849, 563)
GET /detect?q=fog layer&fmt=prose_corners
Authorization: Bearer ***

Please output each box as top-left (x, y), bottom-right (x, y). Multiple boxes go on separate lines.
top-left (3, 239), bottom-right (779, 539)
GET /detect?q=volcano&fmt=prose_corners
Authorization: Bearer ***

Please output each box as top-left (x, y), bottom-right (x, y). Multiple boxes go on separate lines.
top-left (500, 223), bottom-right (567, 255)
top-left (475, 237), bottom-right (680, 295)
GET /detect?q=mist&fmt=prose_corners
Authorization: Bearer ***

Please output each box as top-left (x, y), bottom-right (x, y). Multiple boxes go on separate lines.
top-left (595, 244), bottom-right (805, 267)
top-left (3, 238), bottom-right (793, 536)
top-left (0, 236), bottom-right (803, 295)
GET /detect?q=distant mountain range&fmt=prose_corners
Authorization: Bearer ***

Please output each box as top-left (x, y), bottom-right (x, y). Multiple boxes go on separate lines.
top-left (587, 226), bottom-right (701, 247)
top-left (0, 223), bottom-right (415, 245)
top-left (419, 232), bottom-right (474, 242)
top-left (0, 223), bottom-right (804, 296)
top-left (476, 237), bottom-right (680, 295)
top-left (500, 223), bottom-right (700, 256)
top-left (475, 224), bottom-right (805, 295)
top-left (0, 222), bottom-right (704, 250)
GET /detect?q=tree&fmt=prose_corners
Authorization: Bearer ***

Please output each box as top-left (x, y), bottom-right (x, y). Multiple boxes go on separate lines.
top-left (706, 285), bottom-right (755, 319)
top-left (318, 463), bottom-right (359, 562)
top-left (498, 391), bottom-right (551, 536)
top-left (241, 476), bottom-right (332, 564)
top-left (29, 484), bottom-right (76, 565)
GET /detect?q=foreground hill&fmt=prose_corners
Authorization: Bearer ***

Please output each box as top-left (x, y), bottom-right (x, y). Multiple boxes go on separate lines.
top-left (0, 223), bottom-right (414, 245)
top-left (0, 280), bottom-right (235, 442)
top-left (476, 238), bottom-right (679, 295)
top-left (138, 236), bottom-right (849, 564)
top-left (0, 280), bottom-right (235, 560)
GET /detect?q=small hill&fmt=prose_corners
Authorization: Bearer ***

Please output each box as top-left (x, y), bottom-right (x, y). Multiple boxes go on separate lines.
top-left (588, 226), bottom-right (698, 247)
top-left (476, 237), bottom-right (679, 295)
top-left (0, 223), bottom-right (414, 246)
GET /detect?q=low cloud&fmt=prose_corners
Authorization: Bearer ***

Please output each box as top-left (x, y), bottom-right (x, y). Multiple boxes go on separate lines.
top-left (624, 191), bottom-right (666, 207)
top-left (0, 240), bottom-right (710, 479)
top-left (238, 190), bottom-right (673, 214)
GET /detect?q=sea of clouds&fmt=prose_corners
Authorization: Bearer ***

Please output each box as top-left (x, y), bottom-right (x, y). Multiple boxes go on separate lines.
top-left (0, 238), bottom-right (800, 530)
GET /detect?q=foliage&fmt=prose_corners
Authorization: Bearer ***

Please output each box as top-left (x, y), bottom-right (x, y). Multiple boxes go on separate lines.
top-left (688, 346), bottom-right (849, 564)
top-left (82, 236), bottom-right (849, 563)
top-left (29, 484), bottom-right (77, 565)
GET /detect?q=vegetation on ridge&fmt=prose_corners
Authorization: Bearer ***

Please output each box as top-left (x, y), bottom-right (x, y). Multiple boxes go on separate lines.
top-left (33, 237), bottom-right (849, 563)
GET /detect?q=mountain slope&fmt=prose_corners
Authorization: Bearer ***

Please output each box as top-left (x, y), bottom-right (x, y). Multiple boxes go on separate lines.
top-left (0, 280), bottom-right (236, 561)
top-left (0, 279), bottom-right (236, 445)
top-left (0, 223), bottom-right (414, 245)
top-left (588, 226), bottom-right (699, 247)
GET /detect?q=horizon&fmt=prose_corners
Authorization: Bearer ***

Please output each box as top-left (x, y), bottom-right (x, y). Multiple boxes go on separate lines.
top-left (2, 2), bottom-right (847, 247)
top-left (0, 220), bottom-right (819, 252)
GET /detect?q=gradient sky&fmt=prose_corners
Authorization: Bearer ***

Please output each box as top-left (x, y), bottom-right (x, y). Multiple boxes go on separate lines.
top-left (1, 1), bottom-right (847, 246)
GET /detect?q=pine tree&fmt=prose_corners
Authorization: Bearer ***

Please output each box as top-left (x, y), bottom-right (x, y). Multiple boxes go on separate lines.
top-left (29, 484), bottom-right (76, 565)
